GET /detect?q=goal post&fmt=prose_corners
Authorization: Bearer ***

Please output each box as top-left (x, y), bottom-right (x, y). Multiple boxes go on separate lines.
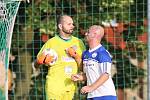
top-left (148, 0), bottom-right (150, 99)
top-left (0, 0), bottom-right (21, 99)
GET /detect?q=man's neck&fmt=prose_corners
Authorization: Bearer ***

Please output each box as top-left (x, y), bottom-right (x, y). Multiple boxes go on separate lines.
top-left (59, 34), bottom-right (72, 41)
top-left (89, 40), bottom-right (100, 49)
top-left (59, 31), bottom-right (72, 39)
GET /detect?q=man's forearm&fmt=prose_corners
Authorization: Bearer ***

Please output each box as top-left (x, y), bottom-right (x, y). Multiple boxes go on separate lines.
top-left (34, 60), bottom-right (40, 69)
top-left (90, 73), bottom-right (109, 91)
top-left (74, 57), bottom-right (82, 68)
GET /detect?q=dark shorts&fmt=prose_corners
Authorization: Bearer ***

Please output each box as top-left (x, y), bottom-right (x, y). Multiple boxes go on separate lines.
top-left (87, 96), bottom-right (117, 100)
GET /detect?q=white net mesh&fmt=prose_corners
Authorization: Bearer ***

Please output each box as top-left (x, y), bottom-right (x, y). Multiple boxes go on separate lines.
top-left (0, 1), bottom-right (20, 99)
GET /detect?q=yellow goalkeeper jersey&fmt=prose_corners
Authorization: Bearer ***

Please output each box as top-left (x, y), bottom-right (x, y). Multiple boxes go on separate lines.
top-left (37, 35), bottom-right (85, 94)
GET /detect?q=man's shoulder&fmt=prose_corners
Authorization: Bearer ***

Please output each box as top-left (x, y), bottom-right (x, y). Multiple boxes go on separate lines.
top-left (72, 35), bottom-right (79, 39)
top-left (98, 48), bottom-right (110, 57)
top-left (72, 36), bottom-right (83, 43)
top-left (97, 47), bottom-right (112, 62)
top-left (46, 36), bottom-right (58, 42)
top-left (82, 50), bottom-right (88, 56)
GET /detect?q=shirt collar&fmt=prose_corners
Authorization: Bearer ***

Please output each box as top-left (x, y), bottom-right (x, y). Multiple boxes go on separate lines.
top-left (89, 44), bottom-right (102, 52)
top-left (57, 34), bottom-right (72, 41)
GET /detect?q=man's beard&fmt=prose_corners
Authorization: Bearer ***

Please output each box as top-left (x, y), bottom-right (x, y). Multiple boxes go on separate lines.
top-left (62, 28), bottom-right (74, 34)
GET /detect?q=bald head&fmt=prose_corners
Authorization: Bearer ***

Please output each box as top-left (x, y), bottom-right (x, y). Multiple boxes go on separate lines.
top-left (85, 25), bottom-right (104, 49)
top-left (89, 25), bottom-right (104, 39)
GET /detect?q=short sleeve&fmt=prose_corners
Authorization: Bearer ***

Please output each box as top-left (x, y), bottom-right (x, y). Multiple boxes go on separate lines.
top-left (98, 50), bottom-right (112, 74)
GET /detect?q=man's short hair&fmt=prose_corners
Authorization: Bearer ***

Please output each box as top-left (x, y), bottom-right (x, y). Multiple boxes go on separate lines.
top-left (57, 15), bottom-right (69, 26)
top-left (56, 15), bottom-right (62, 27)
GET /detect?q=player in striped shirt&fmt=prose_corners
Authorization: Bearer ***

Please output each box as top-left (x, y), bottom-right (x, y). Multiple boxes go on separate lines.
top-left (71, 25), bottom-right (117, 100)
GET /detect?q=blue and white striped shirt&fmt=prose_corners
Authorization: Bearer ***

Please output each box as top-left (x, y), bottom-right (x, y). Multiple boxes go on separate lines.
top-left (82, 44), bottom-right (116, 98)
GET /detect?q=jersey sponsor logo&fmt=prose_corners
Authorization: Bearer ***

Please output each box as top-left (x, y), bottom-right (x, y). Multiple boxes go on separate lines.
top-left (64, 66), bottom-right (73, 74)
top-left (83, 59), bottom-right (99, 69)
top-left (84, 60), bottom-right (95, 67)
top-left (62, 56), bottom-right (75, 62)
top-left (64, 66), bottom-right (73, 77)
top-left (85, 63), bottom-right (94, 67)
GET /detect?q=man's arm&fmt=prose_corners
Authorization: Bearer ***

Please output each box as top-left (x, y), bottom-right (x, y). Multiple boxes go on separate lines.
top-left (81, 73), bottom-right (109, 94)
top-left (34, 60), bottom-right (40, 69)
top-left (90, 73), bottom-right (109, 90)
top-left (81, 61), bottom-right (112, 94)
top-left (73, 55), bottom-right (82, 69)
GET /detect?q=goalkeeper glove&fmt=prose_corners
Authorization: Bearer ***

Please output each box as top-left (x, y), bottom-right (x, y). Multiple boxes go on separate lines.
top-left (37, 53), bottom-right (45, 64)
top-left (66, 46), bottom-right (80, 59)
top-left (37, 53), bottom-right (54, 64)
top-left (44, 54), bottom-right (54, 64)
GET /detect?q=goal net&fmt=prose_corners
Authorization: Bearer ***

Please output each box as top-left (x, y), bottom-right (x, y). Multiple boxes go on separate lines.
top-left (0, 0), bottom-right (20, 99)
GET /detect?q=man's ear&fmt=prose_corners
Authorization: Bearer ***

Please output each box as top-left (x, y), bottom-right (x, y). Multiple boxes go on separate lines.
top-left (58, 24), bottom-right (62, 29)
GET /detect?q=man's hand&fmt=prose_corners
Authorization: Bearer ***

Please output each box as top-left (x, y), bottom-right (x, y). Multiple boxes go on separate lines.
top-left (81, 85), bottom-right (94, 94)
top-left (31, 61), bottom-right (40, 77)
top-left (66, 46), bottom-right (80, 59)
top-left (36, 53), bottom-right (46, 64)
top-left (71, 74), bottom-right (81, 81)
top-left (37, 53), bottom-right (54, 64)
top-left (44, 54), bottom-right (54, 64)
top-left (37, 48), bottom-right (58, 65)
top-left (71, 73), bottom-right (86, 82)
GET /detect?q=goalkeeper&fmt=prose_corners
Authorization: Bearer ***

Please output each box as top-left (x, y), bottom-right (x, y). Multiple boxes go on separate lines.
top-left (34, 15), bottom-right (85, 100)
